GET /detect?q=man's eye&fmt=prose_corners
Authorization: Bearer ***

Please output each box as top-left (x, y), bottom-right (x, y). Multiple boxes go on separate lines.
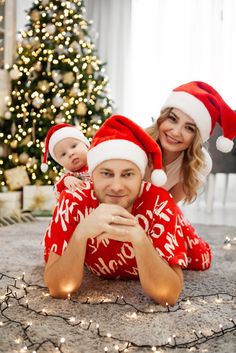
top-left (123, 173), bottom-right (133, 178)
top-left (101, 172), bottom-right (112, 177)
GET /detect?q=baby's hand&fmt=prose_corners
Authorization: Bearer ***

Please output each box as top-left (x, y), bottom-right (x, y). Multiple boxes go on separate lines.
top-left (64, 176), bottom-right (85, 191)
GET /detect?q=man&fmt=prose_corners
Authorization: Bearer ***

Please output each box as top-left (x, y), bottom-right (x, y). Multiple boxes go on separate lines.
top-left (43, 115), bottom-right (211, 305)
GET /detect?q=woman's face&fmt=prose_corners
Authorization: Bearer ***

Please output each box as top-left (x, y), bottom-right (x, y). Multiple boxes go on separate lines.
top-left (158, 108), bottom-right (197, 153)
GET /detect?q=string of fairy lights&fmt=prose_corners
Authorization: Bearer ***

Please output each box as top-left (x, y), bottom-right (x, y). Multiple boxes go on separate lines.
top-left (0, 264), bottom-right (235, 353)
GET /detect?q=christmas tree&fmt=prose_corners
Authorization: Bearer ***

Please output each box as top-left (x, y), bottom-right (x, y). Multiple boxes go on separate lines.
top-left (0, 0), bottom-right (113, 192)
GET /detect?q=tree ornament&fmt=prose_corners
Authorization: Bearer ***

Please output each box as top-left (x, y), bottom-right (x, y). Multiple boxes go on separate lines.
top-left (19, 152), bottom-right (29, 164)
top-left (34, 61), bottom-right (42, 71)
top-left (26, 156), bottom-right (38, 167)
top-left (52, 95), bottom-right (64, 107)
top-left (76, 102), bottom-right (87, 115)
top-left (55, 114), bottom-right (64, 124)
top-left (31, 10), bottom-right (40, 21)
top-left (21, 38), bottom-right (30, 48)
top-left (4, 111), bottom-right (11, 120)
top-left (20, 135), bottom-right (32, 146)
top-left (63, 72), bottom-right (75, 85)
top-left (9, 67), bottom-right (21, 80)
top-left (10, 140), bottom-right (18, 149)
top-left (66, 1), bottom-right (77, 11)
top-left (70, 85), bottom-right (80, 97)
top-left (42, 0), bottom-right (50, 6)
top-left (29, 37), bottom-right (41, 50)
top-left (32, 96), bottom-right (43, 109)
top-left (29, 70), bottom-right (38, 81)
top-left (11, 121), bottom-right (17, 136)
top-left (55, 45), bottom-right (66, 55)
top-left (73, 23), bottom-right (80, 35)
top-left (11, 153), bottom-right (19, 163)
top-left (86, 64), bottom-right (93, 75)
top-left (52, 70), bottom-right (62, 84)
top-left (38, 80), bottom-right (50, 93)
top-left (0, 145), bottom-right (5, 157)
top-left (70, 41), bottom-right (81, 53)
top-left (45, 23), bottom-right (56, 35)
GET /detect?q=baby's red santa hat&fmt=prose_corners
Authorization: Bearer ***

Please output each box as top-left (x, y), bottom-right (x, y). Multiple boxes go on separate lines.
top-left (87, 114), bottom-right (167, 186)
top-left (161, 81), bottom-right (236, 153)
top-left (41, 123), bottom-right (90, 173)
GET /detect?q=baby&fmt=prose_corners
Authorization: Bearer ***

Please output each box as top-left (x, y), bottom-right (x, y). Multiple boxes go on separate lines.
top-left (41, 123), bottom-right (90, 197)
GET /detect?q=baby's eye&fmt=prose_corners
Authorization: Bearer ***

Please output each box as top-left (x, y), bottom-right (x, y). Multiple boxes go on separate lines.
top-left (61, 152), bottom-right (66, 157)
top-left (72, 144), bottom-right (77, 148)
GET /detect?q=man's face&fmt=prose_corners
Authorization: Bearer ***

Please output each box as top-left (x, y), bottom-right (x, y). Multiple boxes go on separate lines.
top-left (92, 159), bottom-right (143, 212)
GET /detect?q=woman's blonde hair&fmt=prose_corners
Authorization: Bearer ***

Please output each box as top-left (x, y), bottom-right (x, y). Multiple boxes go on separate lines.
top-left (146, 108), bottom-right (206, 203)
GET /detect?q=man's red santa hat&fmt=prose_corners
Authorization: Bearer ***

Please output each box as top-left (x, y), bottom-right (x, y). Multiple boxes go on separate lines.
top-left (161, 81), bottom-right (236, 153)
top-left (87, 114), bottom-right (167, 186)
top-left (41, 123), bottom-right (90, 172)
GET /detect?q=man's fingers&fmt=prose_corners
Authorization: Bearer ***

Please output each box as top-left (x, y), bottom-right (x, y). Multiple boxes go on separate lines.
top-left (99, 203), bottom-right (135, 219)
top-left (110, 215), bottom-right (137, 225)
top-left (106, 224), bottom-right (131, 236)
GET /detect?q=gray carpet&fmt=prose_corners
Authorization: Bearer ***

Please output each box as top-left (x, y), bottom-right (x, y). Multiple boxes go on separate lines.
top-left (0, 219), bottom-right (235, 353)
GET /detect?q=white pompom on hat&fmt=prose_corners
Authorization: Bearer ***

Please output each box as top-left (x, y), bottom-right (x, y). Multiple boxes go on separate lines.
top-left (41, 123), bottom-right (90, 172)
top-left (161, 81), bottom-right (236, 153)
top-left (87, 114), bottom-right (167, 187)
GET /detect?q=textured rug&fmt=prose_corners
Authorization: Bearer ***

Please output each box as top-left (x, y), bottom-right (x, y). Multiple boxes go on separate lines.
top-left (0, 220), bottom-right (236, 353)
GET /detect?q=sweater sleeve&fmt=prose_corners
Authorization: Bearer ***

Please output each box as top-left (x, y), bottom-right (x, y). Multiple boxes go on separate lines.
top-left (43, 189), bottom-right (85, 262)
top-left (54, 172), bottom-right (75, 197)
top-left (148, 188), bottom-right (188, 268)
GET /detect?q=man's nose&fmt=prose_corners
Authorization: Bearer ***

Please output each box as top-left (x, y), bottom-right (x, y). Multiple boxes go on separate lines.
top-left (111, 178), bottom-right (124, 192)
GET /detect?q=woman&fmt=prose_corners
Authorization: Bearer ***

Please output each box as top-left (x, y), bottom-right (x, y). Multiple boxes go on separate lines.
top-left (145, 81), bottom-right (236, 203)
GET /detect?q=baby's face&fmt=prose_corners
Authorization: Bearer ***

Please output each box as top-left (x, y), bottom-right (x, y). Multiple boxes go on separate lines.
top-left (54, 137), bottom-right (88, 171)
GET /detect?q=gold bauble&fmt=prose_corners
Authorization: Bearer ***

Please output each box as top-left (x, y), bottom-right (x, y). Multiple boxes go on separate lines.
top-left (19, 152), bottom-right (29, 164)
top-left (12, 153), bottom-right (19, 162)
top-left (76, 102), bottom-right (87, 115)
top-left (10, 140), bottom-right (18, 149)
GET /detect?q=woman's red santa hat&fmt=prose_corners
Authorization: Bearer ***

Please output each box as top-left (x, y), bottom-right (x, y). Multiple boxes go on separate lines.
top-left (41, 123), bottom-right (90, 172)
top-left (161, 81), bottom-right (236, 153)
top-left (87, 114), bottom-right (167, 186)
